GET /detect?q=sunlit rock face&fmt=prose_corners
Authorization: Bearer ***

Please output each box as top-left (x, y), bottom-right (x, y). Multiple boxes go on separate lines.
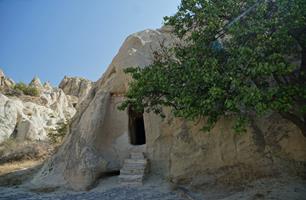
top-left (0, 68), bottom-right (15, 89)
top-left (59, 76), bottom-right (94, 107)
top-left (43, 81), bottom-right (53, 90)
top-left (0, 70), bottom-right (92, 143)
top-left (29, 76), bottom-right (44, 90)
top-left (31, 27), bottom-right (306, 191)
top-left (0, 88), bottom-right (75, 143)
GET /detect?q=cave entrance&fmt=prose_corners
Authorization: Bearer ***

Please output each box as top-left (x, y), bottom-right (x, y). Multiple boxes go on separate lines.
top-left (128, 107), bottom-right (146, 145)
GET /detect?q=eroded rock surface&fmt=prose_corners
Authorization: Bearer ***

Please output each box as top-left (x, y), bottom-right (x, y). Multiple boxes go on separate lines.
top-left (31, 27), bottom-right (306, 193)
top-left (59, 76), bottom-right (93, 106)
top-left (29, 76), bottom-right (43, 90)
top-left (0, 70), bottom-right (91, 143)
top-left (31, 27), bottom-right (177, 190)
top-left (0, 91), bottom-right (74, 142)
top-left (0, 68), bottom-right (15, 89)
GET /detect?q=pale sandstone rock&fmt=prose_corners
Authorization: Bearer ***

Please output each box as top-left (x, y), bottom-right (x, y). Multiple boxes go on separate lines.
top-left (16, 118), bottom-right (45, 142)
top-left (31, 28), bottom-right (306, 191)
top-left (3, 78), bottom-right (15, 88)
top-left (29, 76), bottom-right (43, 89)
top-left (0, 71), bottom-right (81, 143)
top-left (0, 68), bottom-right (15, 88)
top-left (66, 95), bottom-right (79, 108)
top-left (0, 69), bottom-right (4, 78)
top-left (0, 91), bottom-right (74, 143)
top-left (0, 94), bottom-right (23, 142)
top-left (31, 28), bottom-right (176, 190)
top-left (43, 81), bottom-right (53, 91)
top-left (59, 76), bottom-right (93, 106)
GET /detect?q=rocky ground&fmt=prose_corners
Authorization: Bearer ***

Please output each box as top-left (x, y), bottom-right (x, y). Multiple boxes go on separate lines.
top-left (0, 175), bottom-right (305, 200)
top-left (197, 177), bottom-right (306, 200)
top-left (0, 187), bottom-right (185, 200)
top-left (0, 176), bottom-right (186, 200)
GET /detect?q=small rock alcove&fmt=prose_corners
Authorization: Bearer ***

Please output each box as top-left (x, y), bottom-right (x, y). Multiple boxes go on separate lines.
top-left (128, 107), bottom-right (146, 145)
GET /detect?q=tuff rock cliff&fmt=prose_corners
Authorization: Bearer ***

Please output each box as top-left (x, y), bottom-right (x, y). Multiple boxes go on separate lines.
top-left (59, 76), bottom-right (94, 107)
top-left (0, 69), bottom-right (15, 89)
top-left (30, 27), bottom-right (306, 191)
top-left (0, 69), bottom-right (91, 143)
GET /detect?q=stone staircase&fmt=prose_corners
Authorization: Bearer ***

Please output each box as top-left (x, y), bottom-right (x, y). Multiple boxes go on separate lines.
top-left (119, 152), bottom-right (149, 186)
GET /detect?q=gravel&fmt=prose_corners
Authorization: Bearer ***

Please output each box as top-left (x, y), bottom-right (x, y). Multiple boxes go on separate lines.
top-left (0, 186), bottom-right (185, 200)
top-left (1, 175), bottom-right (305, 200)
top-left (0, 175), bottom-right (186, 200)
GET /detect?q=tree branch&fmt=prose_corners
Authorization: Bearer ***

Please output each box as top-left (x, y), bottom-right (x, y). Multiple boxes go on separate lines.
top-left (280, 112), bottom-right (306, 138)
top-left (215, 0), bottom-right (264, 40)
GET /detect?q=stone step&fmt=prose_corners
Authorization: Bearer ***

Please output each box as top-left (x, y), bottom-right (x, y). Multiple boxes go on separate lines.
top-left (119, 152), bottom-right (149, 186)
top-left (124, 158), bottom-right (148, 164)
top-left (120, 168), bottom-right (145, 175)
top-left (119, 174), bottom-right (144, 183)
top-left (130, 152), bottom-right (145, 159)
top-left (123, 159), bottom-right (148, 168)
top-left (122, 163), bottom-right (147, 170)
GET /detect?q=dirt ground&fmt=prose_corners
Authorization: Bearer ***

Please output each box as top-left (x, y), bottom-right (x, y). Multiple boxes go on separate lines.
top-left (0, 158), bottom-right (305, 200)
top-left (0, 160), bottom-right (42, 176)
top-left (0, 171), bottom-right (306, 200)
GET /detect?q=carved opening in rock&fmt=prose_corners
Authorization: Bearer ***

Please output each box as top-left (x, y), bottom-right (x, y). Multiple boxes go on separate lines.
top-left (98, 170), bottom-right (120, 179)
top-left (128, 107), bottom-right (146, 145)
top-left (72, 103), bottom-right (77, 108)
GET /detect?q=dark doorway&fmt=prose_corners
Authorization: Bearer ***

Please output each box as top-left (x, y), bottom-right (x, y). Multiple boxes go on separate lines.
top-left (128, 107), bottom-right (146, 145)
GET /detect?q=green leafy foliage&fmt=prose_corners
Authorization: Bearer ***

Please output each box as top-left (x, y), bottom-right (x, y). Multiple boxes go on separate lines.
top-left (14, 82), bottom-right (40, 97)
top-left (120, 0), bottom-right (306, 136)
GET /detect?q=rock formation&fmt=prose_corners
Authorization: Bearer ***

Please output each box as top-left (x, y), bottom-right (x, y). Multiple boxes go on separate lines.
top-left (29, 76), bottom-right (44, 90)
top-left (59, 76), bottom-right (93, 107)
top-left (0, 68), bottom-right (15, 89)
top-left (30, 27), bottom-right (306, 191)
top-left (43, 81), bottom-right (53, 91)
top-left (0, 71), bottom-right (91, 143)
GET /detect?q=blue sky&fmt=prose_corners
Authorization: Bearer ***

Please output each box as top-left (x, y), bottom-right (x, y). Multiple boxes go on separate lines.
top-left (0, 0), bottom-right (180, 86)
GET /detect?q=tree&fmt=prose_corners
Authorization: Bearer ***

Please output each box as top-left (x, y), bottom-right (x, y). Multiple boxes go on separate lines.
top-left (119, 0), bottom-right (306, 137)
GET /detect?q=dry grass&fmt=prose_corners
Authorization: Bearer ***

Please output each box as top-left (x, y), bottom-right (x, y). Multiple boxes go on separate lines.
top-left (0, 139), bottom-right (53, 165)
top-left (0, 140), bottom-right (50, 186)
top-left (0, 139), bottom-right (54, 185)
top-left (0, 159), bottom-right (43, 186)
top-left (0, 159), bottom-right (43, 176)
top-left (0, 139), bottom-right (58, 186)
